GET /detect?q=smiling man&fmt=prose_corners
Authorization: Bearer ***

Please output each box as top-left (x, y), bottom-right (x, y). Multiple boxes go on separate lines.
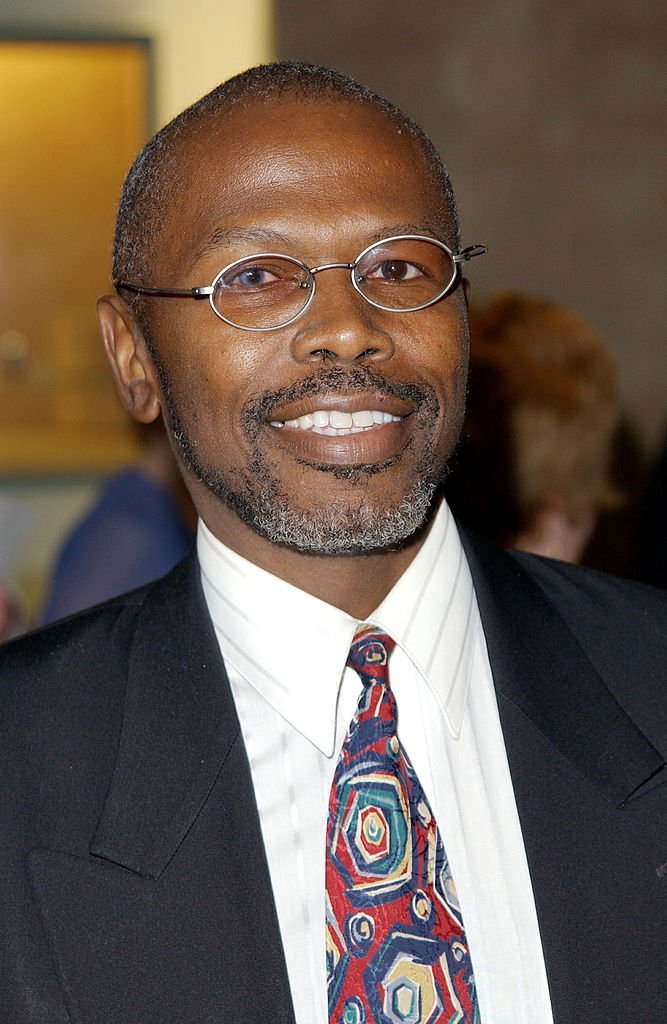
top-left (105, 71), bottom-right (472, 614)
top-left (1, 63), bottom-right (666, 1024)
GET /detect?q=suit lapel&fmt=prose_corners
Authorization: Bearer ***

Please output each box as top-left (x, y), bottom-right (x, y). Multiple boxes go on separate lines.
top-left (461, 531), bottom-right (664, 806)
top-left (89, 550), bottom-right (240, 877)
top-left (461, 532), bottom-right (667, 1022)
top-left (30, 552), bottom-right (296, 1024)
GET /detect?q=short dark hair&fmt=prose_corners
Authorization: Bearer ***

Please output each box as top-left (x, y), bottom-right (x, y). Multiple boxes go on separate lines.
top-left (112, 61), bottom-right (459, 296)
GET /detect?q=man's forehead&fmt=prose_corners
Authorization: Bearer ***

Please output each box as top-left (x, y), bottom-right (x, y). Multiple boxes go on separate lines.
top-left (170, 95), bottom-right (442, 221)
top-left (167, 105), bottom-right (451, 263)
top-left (178, 93), bottom-right (416, 167)
top-left (119, 89), bottom-right (457, 286)
top-left (113, 67), bottom-right (458, 289)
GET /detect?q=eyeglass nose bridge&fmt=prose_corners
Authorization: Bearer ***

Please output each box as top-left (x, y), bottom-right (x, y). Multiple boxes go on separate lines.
top-left (296, 260), bottom-right (371, 321)
top-left (309, 261), bottom-right (356, 275)
top-left (304, 260), bottom-right (381, 318)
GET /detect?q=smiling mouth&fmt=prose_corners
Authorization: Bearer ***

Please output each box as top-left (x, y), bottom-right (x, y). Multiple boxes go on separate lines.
top-left (269, 408), bottom-right (403, 436)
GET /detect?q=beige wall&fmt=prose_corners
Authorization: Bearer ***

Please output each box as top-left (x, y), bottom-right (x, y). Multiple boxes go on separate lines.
top-left (0, 0), bottom-right (275, 127)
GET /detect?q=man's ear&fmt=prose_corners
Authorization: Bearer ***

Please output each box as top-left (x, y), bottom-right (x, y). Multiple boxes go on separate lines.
top-left (97, 295), bottom-right (162, 423)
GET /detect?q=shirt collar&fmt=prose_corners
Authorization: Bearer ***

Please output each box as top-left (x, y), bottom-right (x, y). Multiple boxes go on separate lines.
top-left (372, 504), bottom-right (476, 738)
top-left (198, 500), bottom-right (476, 756)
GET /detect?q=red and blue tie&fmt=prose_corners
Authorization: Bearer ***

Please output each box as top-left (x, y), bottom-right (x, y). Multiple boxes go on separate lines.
top-left (325, 626), bottom-right (480, 1024)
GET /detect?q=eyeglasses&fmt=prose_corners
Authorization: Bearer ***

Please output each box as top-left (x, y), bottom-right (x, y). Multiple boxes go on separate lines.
top-left (116, 234), bottom-right (486, 332)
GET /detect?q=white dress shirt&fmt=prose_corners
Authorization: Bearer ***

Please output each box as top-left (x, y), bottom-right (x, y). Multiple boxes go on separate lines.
top-left (198, 502), bottom-right (554, 1024)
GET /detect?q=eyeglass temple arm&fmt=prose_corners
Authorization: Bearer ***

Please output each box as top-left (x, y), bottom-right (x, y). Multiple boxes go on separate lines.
top-left (116, 281), bottom-right (214, 298)
top-left (454, 244), bottom-right (487, 265)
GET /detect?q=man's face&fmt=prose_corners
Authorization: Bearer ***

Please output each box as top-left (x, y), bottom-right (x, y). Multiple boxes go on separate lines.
top-left (132, 97), bottom-right (470, 559)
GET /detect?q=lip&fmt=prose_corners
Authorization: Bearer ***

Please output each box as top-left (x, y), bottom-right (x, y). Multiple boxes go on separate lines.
top-left (264, 391), bottom-right (413, 467)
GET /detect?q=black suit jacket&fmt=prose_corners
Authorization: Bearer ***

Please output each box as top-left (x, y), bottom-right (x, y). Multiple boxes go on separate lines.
top-left (1, 536), bottom-right (666, 1023)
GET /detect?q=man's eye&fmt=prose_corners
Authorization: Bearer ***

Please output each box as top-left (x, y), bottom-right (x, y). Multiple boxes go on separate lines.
top-left (225, 265), bottom-right (278, 289)
top-left (366, 259), bottom-right (423, 282)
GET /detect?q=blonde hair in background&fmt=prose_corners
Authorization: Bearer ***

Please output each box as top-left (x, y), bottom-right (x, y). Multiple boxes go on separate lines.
top-left (448, 291), bottom-right (619, 555)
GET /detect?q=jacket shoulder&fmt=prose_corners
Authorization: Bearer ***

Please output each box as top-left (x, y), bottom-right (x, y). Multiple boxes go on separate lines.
top-left (508, 548), bottom-right (667, 645)
top-left (2, 549), bottom-right (201, 687)
top-left (484, 543), bottom-right (667, 747)
top-left (1, 583), bottom-right (149, 687)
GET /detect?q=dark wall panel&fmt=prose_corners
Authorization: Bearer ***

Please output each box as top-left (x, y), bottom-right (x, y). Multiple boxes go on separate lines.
top-left (277, 0), bottom-right (667, 454)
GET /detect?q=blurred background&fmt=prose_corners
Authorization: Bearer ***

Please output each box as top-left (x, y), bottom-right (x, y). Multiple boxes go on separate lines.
top-left (0, 0), bottom-right (665, 629)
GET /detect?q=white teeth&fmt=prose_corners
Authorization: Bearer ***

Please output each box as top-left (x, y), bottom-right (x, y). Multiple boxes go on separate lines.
top-left (352, 410), bottom-right (374, 427)
top-left (329, 410), bottom-right (353, 428)
top-left (269, 408), bottom-right (402, 435)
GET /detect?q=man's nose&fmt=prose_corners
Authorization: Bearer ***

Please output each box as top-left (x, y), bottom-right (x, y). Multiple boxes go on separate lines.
top-left (289, 269), bottom-right (394, 365)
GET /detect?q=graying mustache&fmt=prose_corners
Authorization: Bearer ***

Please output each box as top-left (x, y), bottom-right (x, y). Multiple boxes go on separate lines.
top-left (244, 366), bottom-right (435, 424)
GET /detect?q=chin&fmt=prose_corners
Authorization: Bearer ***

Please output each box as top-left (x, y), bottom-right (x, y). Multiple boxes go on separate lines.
top-left (240, 476), bottom-right (440, 556)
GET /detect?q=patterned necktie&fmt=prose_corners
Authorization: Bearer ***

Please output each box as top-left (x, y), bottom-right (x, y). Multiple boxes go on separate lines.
top-left (326, 626), bottom-right (480, 1024)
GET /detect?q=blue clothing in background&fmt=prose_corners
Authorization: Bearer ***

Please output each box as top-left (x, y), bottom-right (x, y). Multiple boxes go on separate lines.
top-left (42, 469), bottom-right (192, 624)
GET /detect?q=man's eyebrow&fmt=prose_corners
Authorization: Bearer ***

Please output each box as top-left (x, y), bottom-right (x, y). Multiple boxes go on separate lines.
top-left (189, 226), bottom-right (292, 269)
top-left (187, 221), bottom-right (451, 273)
top-left (369, 222), bottom-right (446, 241)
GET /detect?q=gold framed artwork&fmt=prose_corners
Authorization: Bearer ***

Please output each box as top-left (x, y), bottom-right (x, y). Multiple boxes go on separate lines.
top-left (0, 37), bottom-right (151, 472)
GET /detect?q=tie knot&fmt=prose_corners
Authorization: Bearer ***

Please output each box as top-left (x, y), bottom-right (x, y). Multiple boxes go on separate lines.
top-left (346, 627), bottom-right (395, 686)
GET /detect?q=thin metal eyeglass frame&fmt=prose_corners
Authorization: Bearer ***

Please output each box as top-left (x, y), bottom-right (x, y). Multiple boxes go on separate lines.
top-left (116, 234), bottom-right (487, 333)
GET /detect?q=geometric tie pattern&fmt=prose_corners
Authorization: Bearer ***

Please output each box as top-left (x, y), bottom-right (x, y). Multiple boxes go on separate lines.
top-left (325, 626), bottom-right (481, 1024)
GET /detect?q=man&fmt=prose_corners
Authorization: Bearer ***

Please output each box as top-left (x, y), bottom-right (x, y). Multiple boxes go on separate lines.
top-left (1, 62), bottom-right (665, 1024)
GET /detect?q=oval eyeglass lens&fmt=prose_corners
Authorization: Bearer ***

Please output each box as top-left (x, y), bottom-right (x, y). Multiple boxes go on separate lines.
top-left (214, 256), bottom-right (312, 329)
top-left (355, 238), bottom-right (455, 310)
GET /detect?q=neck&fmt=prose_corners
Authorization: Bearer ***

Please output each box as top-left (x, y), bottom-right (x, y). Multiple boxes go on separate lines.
top-left (199, 503), bottom-right (437, 620)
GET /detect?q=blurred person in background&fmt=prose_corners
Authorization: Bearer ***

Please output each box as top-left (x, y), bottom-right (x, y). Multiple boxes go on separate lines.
top-left (446, 291), bottom-right (619, 563)
top-left (41, 421), bottom-right (195, 623)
